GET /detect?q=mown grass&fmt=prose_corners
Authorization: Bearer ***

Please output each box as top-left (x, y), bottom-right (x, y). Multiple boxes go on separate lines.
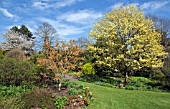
top-left (75, 81), bottom-right (170, 109)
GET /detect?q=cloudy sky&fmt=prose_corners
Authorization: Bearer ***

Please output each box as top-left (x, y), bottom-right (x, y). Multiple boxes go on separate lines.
top-left (0, 0), bottom-right (170, 41)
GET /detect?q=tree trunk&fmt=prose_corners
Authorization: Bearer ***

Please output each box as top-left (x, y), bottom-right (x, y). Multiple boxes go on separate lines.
top-left (124, 71), bottom-right (128, 86)
top-left (58, 81), bottom-right (61, 91)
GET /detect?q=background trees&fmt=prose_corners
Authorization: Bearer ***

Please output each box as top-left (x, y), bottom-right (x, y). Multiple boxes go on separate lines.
top-left (10, 25), bottom-right (34, 40)
top-left (88, 5), bottom-right (167, 85)
top-left (35, 22), bottom-right (57, 50)
top-left (146, 15), bottom-right (170, 79)
top-left (0, 26), bottom-right (34, 56)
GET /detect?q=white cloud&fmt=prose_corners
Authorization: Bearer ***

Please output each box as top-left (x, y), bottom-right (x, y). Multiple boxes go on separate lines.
top-left (0, 7), bottom-right (15, 18)
top-left (55, 0), bottom-right (83, 8)
top-left (140, 1), bottom-right (168, 10)
top-left (32, 1), bottom-right (49, 9)
top-left (58, 10), bottom-right (102, 24)
top-left (0, 7), bottom-right (20, 21)
top-left (130, 3), bottom-right (140, 7)
top-left (38, 17), bottom-right (84, 36)
top-left (111, 3), bottom-right (124, 9)
top-left (33, 0), bottom-right (83, 10)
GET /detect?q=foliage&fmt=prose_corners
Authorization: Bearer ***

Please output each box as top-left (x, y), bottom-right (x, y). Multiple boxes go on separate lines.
top-left (17, 89), bottom-right (55, 109)
top-left (0, 49), bottom-right (4, 59)
top-left (54, 96), bottom-right (67, 109)
top-left (82, 63), bottom-right (96, 75)
top-left (0, 31), bottom-right (34, 55)
top-left (88, 5), bottom-right (168, 85)
top-left (162, 67), bottom-right (170, 78)
top-left (37, 40), bottom-right (84, 91)
top-left (29, 53), bottom-right (41, 64)
top-left (79, 75), bottom-right (123, 86)
top-left (10, 25), bottom-right (34, 40)
top-left (130, 77), bottom-right (152, 83)
top-left (152, 69), bottom-right (166, 80)
top-left (126, 77), bottom-right (170, 91)
top-left (67, 88), bottom-right (79, 96)
top-left (5, 48), bottom-right (25, 59)
top-left (0, 85), bottom-right (33, 97)
top-left (0, 58), bottom-right (39, 86)
top-left (134, 67), bottom-right (152, 78)
top-left (79, 78), bottom-right (87, 82)
top-left (94, 64), bottom-right (118, 77)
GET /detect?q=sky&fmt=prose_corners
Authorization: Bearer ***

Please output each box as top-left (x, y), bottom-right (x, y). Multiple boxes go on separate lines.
top-left (0, 0), bottom-right (170, 42)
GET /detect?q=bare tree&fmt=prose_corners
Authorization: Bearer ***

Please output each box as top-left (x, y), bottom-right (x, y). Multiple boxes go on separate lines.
top-left (35, 22), bottom-right (57, 49)
top-left (146, 15), bottom-right (170, 46)
top-left (76, 36), bottom-right (90, 50)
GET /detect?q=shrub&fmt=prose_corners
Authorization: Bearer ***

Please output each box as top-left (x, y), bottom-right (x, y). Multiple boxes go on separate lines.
top-left (17, 89), bottom-right (55, 109)
top-left (152, 69), bottom-right (166, 80)
top-left (125, 85), bottom-right (136, 90)
top-left (0, 49), bottom-right (5, 59)
top-left (5, 48), bottom-right (25, 59)
top-left (29, 53), bottom-right (42, 64)
top-left (0, 85), bottom-right (33, 97)
top-left (79, 78), bottom-right (87, 82)
top-left (54, 96), bottom-right (67, 109)
top-left (67, 88), bottom-right (79, 96)
top-left (82, 63), bottom-right (96, 75)
top-left (0, 58), bottom-right (39, 86)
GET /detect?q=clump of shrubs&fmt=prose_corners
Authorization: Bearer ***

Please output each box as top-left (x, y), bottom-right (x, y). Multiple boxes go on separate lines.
top-left (0, 85), bottom-right (33, 97)
top-left (5, 48), bottom-right (25, 59)
top-left (125, 77), bottom-right (170, 92)
top-left (0, 58), bottom-right (39, 86)
top-left (17, 89), bottom-right (56, 109)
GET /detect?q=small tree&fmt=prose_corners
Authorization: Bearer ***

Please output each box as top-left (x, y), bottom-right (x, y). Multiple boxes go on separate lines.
top-left (37, 40), bottom-right (84, 91)
top-left (88, 5), bottom-right (168, 85)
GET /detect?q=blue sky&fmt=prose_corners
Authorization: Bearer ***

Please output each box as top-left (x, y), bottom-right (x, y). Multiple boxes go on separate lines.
top-left (0, 0), bottom-right (170, 41)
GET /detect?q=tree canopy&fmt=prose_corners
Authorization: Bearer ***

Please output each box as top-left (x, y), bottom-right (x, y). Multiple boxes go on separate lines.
top-left (10, 25), bottom-right (34, 40)
top-left (88, 5), bottom-right (168, 85)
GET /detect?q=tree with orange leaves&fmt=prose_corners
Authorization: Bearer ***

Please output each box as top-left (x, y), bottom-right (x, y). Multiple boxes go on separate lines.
top-left (37, 39), bottom-right (84, 91)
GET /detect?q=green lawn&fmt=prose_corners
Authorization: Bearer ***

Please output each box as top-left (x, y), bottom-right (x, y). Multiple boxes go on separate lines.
top-left (75, 81), bottom-right (170, 109)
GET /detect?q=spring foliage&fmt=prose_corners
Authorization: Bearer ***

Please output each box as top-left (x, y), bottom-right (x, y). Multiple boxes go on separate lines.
top-left (88, 6), bottom-right (167, 77)
top-left (0, 31), bottom-right (34, 55)
top-left (82, 63), bottom-right (96, 75)
top-left (37, 40), bottom-right (84, 83)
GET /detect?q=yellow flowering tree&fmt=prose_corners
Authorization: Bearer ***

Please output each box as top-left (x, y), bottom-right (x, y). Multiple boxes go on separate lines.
top-left (88, 5), bottom-right (168, 85)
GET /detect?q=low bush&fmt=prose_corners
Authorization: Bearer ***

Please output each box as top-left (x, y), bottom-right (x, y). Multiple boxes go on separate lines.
top-left (0, 58), bottom-right (40, 86)
top-left (125, 85), bottom-right (136, 90)
top-left (5, 48), bottom-right (25, 59)
top-left (0, 85), bottom-right (34, 97)
top-left (79, 78), bottom-right (87, 82)
top-left (54, 96), bottom-right (67, 109)
top-left (17, 89), bottom-right (55, 109)
top-left (79, 75), bottom-right (123, 86)
top-left (152, 69), bottom-right (166, 80)
top-left (67, 88), bottom-right (79, 96)
top-left (0, 49), bottom-right (4, 59)
top-left (82, 63), bottom-right (96, 75)
top-left (126, 77), bottom-right (170, 92)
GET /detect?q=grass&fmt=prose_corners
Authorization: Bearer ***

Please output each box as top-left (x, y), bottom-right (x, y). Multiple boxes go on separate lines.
top-left (75, 81), bottom-right (170, 109)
